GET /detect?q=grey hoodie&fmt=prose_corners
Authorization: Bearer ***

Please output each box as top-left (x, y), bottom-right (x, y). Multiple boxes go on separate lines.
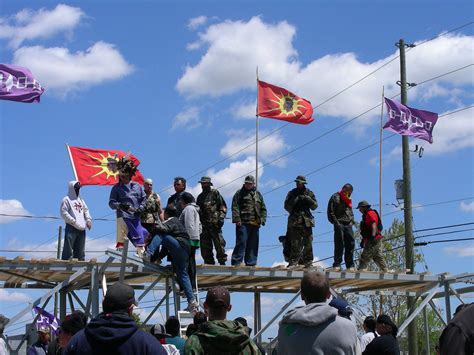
top-left (179, 202), bottom-right (202, 242)
top-left (60, 180), bottom-right (92, 231)
top-left (277, 302), bottom-right (361, 355)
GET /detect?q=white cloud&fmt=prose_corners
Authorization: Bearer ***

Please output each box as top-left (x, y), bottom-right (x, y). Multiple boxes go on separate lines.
top-left (0, 289), bottom-right (31, 302)
top-left (220, 129), bottom-right (288, 165)
top-left (460, 201), bottom-right (474, 213)
top-left (444, 243), bottom-right (474, 257)
top-left (187, 16), bottom-right (208, 30)
top-left (13, 42), bottom-right (134, 95)
top-left (231, 100), bottom-right (256, 120)
top-left (0, 199), bottom-right (30, 224)
top-left (0, 4), bottom-right (84, 48)
top-left (177, 16), bottom-right (472, 135)
top-left (172, 106), bottom-right (201, 131)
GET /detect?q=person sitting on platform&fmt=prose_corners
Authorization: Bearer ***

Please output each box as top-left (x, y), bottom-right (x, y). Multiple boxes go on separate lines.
top-left (362, 314), bottom-right (400, 355)
top-left (64, 282), bottom-right (166, 355)
top-left (277, 271), bottom-right (360, 354)
top-left (143, 205), bottom-right (199, 313)
top-left (184, 286), bottom-right (261, 354)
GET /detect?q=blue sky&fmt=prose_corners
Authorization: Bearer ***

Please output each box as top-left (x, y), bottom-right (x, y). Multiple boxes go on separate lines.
top-left (0, 0), bottom-right (473, 338)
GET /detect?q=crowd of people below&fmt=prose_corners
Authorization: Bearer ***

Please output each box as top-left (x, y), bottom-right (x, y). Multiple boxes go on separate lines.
top-left (1, 272), bottom-right (470, 355)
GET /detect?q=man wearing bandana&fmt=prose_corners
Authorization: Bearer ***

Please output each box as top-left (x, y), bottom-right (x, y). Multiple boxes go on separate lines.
top-left (327, 183), bottom-right (356, 271)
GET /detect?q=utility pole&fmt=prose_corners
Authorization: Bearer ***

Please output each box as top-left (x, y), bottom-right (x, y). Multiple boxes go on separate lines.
top-left (397, 38), bottom-right (417, 355)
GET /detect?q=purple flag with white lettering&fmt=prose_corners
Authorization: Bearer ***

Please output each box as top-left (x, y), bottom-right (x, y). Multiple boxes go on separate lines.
top-left (383, 97), bottom-right (438, 144)
top-left (0, 64), bottom-right (44, 103)
top-left (33, 306), bottom-right (60, 335)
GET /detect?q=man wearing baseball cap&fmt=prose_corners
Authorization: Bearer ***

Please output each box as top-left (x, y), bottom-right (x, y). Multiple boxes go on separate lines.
top-left (27, 325), bottom-right (50, 355)
top-left (184, 286), bottom-right (261, 354)
top-left (362, 314), bottom-right (399, 354)
top-left (64, 282), bottom-right (166, 355)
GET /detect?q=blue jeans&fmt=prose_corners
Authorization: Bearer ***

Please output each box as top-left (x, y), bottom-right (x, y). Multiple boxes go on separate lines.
top-left (62, 224), bottom-right (86, 261)
top-left (147, 235), bottom-right (194, 303)
top-left (231, 224), bottom-right (259, 266)
top-left (333, 223), bottom-right (355, 268)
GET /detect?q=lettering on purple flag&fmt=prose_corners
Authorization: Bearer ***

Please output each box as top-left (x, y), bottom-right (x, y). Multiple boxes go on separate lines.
top-left (33, 306), bottom-right (60, 335)
top-left (0, 64), bottom-right (44, 103)
top-left (383, 97), bottom-right (438, 144)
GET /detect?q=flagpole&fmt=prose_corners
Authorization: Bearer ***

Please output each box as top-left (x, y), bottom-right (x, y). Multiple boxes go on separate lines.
top-left (256, 66), bottom-right (259, 188)
top-left (66, 144), bottom-right (78, 181)
top-left (379, 86), bottom-right (384, 216)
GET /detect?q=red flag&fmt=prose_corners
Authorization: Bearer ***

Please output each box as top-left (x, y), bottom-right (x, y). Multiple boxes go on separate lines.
top-left (67, 146), bottom-right (144, 186)
top-left (257, 80), bottom-right (314, 125)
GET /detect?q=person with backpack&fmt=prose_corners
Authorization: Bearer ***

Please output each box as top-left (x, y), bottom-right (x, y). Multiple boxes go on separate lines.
top-left (356, 200), bottom-right (388, 272)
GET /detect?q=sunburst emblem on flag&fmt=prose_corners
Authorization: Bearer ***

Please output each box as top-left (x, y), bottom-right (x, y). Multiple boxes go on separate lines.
top-left (267, 92), bottom-right (307, 116)
top-left (84, 152), bottom-right (120, 180)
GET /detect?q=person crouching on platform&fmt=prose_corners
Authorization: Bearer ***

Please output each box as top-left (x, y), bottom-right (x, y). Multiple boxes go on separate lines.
top-left (356, 200), bottom-right (388, 272)
top-left (143, 205), bottom-right (200, 313)
top-left (108, 157), bottom-right (148, 257)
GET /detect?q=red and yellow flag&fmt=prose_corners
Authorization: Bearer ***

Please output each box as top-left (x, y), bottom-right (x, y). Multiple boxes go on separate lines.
top-left (67, 146), bottom-right (144, 186)
top-left (257, 80), bottom-right (314, 125)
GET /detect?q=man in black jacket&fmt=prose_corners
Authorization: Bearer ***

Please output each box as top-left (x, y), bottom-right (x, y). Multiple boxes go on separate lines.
top-left (64, 282), bottom-right (166, 355)
top-left (362, 314), bottom-right (400, 355)
top-left (439, 303), bottom-right (474, 355)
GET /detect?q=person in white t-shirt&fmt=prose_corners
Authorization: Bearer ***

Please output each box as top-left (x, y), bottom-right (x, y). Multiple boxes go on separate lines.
top-left (360, 315), bottom-right (378, 352)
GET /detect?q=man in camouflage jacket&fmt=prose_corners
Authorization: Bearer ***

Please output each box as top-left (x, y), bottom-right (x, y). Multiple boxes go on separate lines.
top-left (196, 176), bottom-right (228, 265)
top-left (231, 175), bottom-right (267, 267)
top-left (284, 176), bottom-right (318, 268)
top-left (140, 178), bottom-right (163, 234)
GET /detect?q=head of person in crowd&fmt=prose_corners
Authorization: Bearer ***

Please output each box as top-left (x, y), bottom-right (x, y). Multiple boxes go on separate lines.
top-left (0, 314), bottom-right (9, 336)
top-left (341, 183), bottom-right (353, 197)
top-left (356, 200), bottom-right (371, 214)
top-left (453, 303), bottom-right (469, 317)
top-left (165, 316), bottom-right (181, 338)
top-left (186, 324), bottom-right (197, 337)
top-left (37, 325), bottom-right (51, 345)
top-left (173, 177), bottom-right (186, 193)
top-left (144, 178), bottom-right (153, 195)
top-left (204, 286), bottom-right (231, 321)
top-left (150, 323), bottom-right (170, 343)
top-left (102, 282), bottom-right (138, 315)
top-left (234, 317), bottom-right (252, 335)
top-left (199, 176), bottom-right (213, 192)
top-left (294, 175), bottom-right (307, 190)
top-left (180, 192), bottom-right (195, 208)
top-left (300, 271), bottom-right (330, 304)
top-left (363, 315), bottom-right (377, 334)
top-left (243, 175), bottom-right (255, 191)
top-left (376, 314), bottom-right (398, 337)
top-left (58, 311), bottom-right (88, 348)
top-left (164, 205), bottom-right (178, 220)
top-left (193, 311), bottom-right (207, 326)
top-left (329, 298), bottom-right (353, 320)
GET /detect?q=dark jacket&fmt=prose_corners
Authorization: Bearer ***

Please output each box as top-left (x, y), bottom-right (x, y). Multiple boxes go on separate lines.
top-left (439, 303), bottom-right (474, 355)
top-left (197, 188), bottom-right (227, 226)
top-left (184, 320), bottom-right (261, 355)
top-left (327, 192), bottom-right (354, 225)
top-left (64, 311), bottom-right (166, 355)
top-left (231, 187), bottom-right (267, 226)
top-left (284, 187), bottom-right (318, 228)
top-left (167, 191), bottom-right (186, 216)
top-left (152, 217), bottom-right (190, 254)
top-left (362, 334), bottom-right (400, 355)
top-left (27, 341), bottom-right (48, 355)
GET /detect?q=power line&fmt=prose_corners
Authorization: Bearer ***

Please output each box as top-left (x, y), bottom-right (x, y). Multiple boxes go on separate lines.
top-left (415, 237), bottom-right (474, 246)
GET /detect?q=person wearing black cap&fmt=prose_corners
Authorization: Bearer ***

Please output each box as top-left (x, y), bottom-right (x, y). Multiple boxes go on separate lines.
top-left (356, 200), bottom-right (388, 272)
top-left (284, 175), bottom-right (318, 268)
top-left (184, 286), bottom-right (261, 354)
top-left (362, 314), bottom-right (399, 355)
top-left (64, 282), bottom-right (166, 355)
top-left (231, 175), bottom-right (267, 266)
top-left (60, 180), bottom-right (92, 261)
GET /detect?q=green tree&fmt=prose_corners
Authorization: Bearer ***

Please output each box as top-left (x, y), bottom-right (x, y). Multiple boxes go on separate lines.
top-left (353, 218), bottom-right (444, 354)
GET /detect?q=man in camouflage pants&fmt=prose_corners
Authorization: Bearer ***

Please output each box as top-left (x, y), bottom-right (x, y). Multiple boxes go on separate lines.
top-left (284, 176), bottom-right (318, 268)
top-left (356, 200), bottom-right (388, 272)
top-left (196, 176), bottom-right (228, 265)
top-left (141, 178), bottom-right (163, 234)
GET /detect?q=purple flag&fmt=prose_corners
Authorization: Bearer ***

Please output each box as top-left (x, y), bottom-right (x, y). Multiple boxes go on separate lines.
top-left (33, 306), bottom-right (60, 335)
top-left (0, 64), bottom-right (44, 103)
top-left (383, 97), bottom-right (438, 144)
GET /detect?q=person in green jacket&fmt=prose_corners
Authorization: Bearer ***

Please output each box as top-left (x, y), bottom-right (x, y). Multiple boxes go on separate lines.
top-left (184, 286), bottom-right (262, 355)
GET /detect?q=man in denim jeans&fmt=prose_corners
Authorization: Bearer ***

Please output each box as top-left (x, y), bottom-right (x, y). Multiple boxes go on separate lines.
top-left (60, 181), bottom-right (92, 261)
top-left (143, 205), bottom-right (199, 313)
top-left (230, 175), bottom-right (267, 267)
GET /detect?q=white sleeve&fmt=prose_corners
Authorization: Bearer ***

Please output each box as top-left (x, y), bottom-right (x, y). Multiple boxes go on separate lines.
top-left (60, 199), bottom-right (77, 227)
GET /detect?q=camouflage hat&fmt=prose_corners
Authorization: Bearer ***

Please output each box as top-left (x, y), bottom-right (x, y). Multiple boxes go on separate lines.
top-left (294, 175), bottom-right (307, 184)
top-left (244, 175), bottom-right (255, 184)
top-left (356, 200), bottom-right (371, 208)
top-left (198, 176), bottom-right (213, 185)
top-left (205, 286), bottom-right (230, 309)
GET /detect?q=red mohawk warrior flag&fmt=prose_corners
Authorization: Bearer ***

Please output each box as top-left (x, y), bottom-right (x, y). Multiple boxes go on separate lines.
top-left (67, 145), bottom-right (145, 185)
top-left (257, 80), bottom-right (314, 125)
